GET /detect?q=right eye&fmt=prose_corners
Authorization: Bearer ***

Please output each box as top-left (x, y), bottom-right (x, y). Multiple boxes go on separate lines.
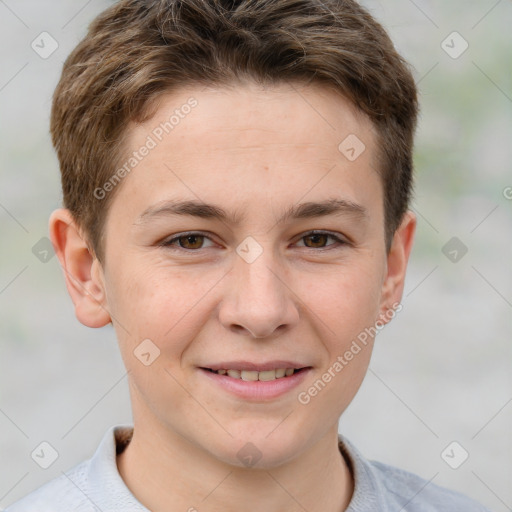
top-left (160, 232), bottom-right (216, 251)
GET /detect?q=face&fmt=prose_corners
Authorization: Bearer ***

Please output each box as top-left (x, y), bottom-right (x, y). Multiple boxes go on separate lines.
top-left (59, 81), bottom-right (414, 468)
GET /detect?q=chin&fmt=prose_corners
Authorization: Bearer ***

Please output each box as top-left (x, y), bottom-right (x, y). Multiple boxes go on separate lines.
top-left (209, 427), bottom-right (304, 470)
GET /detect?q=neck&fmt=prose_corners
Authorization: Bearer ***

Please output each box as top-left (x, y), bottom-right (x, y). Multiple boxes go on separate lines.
top-left (117, 419), bottom-right (353, 512)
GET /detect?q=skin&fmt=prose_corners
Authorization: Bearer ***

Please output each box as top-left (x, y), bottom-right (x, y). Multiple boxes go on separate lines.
top-left (50, 81), bottom-right (416, 512)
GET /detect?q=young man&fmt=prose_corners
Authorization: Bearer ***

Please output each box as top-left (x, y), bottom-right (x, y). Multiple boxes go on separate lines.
top-left (6, 0), bottom-right (491, 510)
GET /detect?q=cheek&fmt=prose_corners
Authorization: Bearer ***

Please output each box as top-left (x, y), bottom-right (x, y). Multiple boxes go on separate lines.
top-left (300, 258), bottom-right (384, 344)
top-left (106, 244), bottom-right (384, 355)
top-left (294, 267), bottom-right (380, 424)
top-left (106, 258), bottom-right (221, 354)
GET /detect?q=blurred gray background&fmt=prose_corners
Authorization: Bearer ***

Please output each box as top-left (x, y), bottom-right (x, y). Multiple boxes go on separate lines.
top-left (0, 0), bottom-right (511, 510)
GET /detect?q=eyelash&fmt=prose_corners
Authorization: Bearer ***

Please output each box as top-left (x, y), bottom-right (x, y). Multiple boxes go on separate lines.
top-left (160, 230), bottom-right (348, 252)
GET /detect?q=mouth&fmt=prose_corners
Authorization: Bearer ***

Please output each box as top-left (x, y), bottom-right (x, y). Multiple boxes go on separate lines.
top-left (198, 364), bottom-right (312, 400)
top-left (200, 367), bottom-right (309, 381)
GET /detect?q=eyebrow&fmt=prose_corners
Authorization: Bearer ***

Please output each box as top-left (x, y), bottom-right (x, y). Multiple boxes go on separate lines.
top-left (135, 197), bottom-right (368, 226)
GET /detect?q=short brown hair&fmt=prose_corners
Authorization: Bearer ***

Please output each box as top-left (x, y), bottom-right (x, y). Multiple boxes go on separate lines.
top-left (51, 0), bottom-right (418, 262)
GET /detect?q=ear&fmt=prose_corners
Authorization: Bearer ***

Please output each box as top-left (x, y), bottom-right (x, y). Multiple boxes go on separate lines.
top-left (49, 208), bottom-right (112, 328)
top-left (377, 210), bottom-right (416, 322)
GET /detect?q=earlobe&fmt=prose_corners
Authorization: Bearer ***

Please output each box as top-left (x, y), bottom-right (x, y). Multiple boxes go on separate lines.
top-left (49, 208), bottom-right (112, 328)
top-left (378, 210), bottom-right (416, 322)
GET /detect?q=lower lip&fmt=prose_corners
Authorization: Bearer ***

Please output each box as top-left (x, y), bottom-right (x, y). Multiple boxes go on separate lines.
top-left (199, 368), bottom-right (311, 401)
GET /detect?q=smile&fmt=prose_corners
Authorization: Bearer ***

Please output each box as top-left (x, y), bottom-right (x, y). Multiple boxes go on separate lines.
top-left (199, 366), bottom-right (312, 400)
top-left (203, 368), bottom-right (304, 381)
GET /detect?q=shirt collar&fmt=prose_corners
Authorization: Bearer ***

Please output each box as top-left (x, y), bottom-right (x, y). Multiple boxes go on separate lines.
top-left (86, 424), bottom-right (148, 510)
top-left (86, 425), bottom-right (382, 511)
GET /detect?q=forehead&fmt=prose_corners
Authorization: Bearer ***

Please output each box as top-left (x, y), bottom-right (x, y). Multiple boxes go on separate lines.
top-left (109, 81), bottom-right (381, 226)
top-left (141, 81), bottom-right (375, 150)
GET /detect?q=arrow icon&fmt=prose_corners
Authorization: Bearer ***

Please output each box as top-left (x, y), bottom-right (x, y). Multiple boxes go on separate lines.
top-left (236, 237), bottom-right (263, 263)
top-left (338, 134), bottom-right (365, 161)
top-left (442, 236), bottom-right (468, 263)
top-left (236, 442), bottom-right (262, 467)
top-left (32, 237), bottom-right (55, 263)
top-left (441, 31), bottom-right (468, 59)
top-left (441, 441), bottom-right (469, 469)
top-left (31, 441), bottom-right (59, 468)
top-left (134, 339), bottom-right (161, 366)
top-left (31, 31), bottom-right (59, 60)
top-left (445, 449), bottom-right (455, 458)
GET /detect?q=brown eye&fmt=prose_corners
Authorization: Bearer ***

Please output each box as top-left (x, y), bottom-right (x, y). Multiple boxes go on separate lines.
top-left (299, 232), bottom-right (345, 249)
top-left (176, 234), bottom-right (205, 249)
top-left (303, 233), bottom-right (330, 248)
top-left (162, 232), bottom-right (214, 251)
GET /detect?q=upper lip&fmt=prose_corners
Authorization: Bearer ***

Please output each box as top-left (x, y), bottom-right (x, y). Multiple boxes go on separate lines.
top-left (201, 361), bottom-right (311, 372)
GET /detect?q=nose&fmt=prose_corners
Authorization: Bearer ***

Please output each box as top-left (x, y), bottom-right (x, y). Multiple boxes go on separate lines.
top-left (218, 250), bottom-right (300, 339)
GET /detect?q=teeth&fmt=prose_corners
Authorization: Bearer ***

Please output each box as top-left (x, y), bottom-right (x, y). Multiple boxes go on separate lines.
top-left (258, 370), bottom-right (277, 381)
top-left (241, 370), bottom-right (259, 381)
top-left (215, 368), bottom-right (299, 380)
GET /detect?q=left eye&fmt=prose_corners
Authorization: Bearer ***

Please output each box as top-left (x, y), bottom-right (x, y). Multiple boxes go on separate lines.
top-left (162, 233), bottom-right (214, 250)
top-left (296, 231), bottom-right (346, 249)
top-left (161, 231), bottom-right (346, 251)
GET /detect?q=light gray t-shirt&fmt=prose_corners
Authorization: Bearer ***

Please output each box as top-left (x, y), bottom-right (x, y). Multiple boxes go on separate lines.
top-left (4, 425), bottom-right (491, 511)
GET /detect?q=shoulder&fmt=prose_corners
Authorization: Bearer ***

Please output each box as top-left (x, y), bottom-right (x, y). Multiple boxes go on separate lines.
top-left (369, 459), bottom-right (490, 511)
top-left (4, 425), bottom-right (142, 512)
top-left (339, 436), bottom-right (491, 512)
top-left (4, 460), bottom-right (95, 512)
